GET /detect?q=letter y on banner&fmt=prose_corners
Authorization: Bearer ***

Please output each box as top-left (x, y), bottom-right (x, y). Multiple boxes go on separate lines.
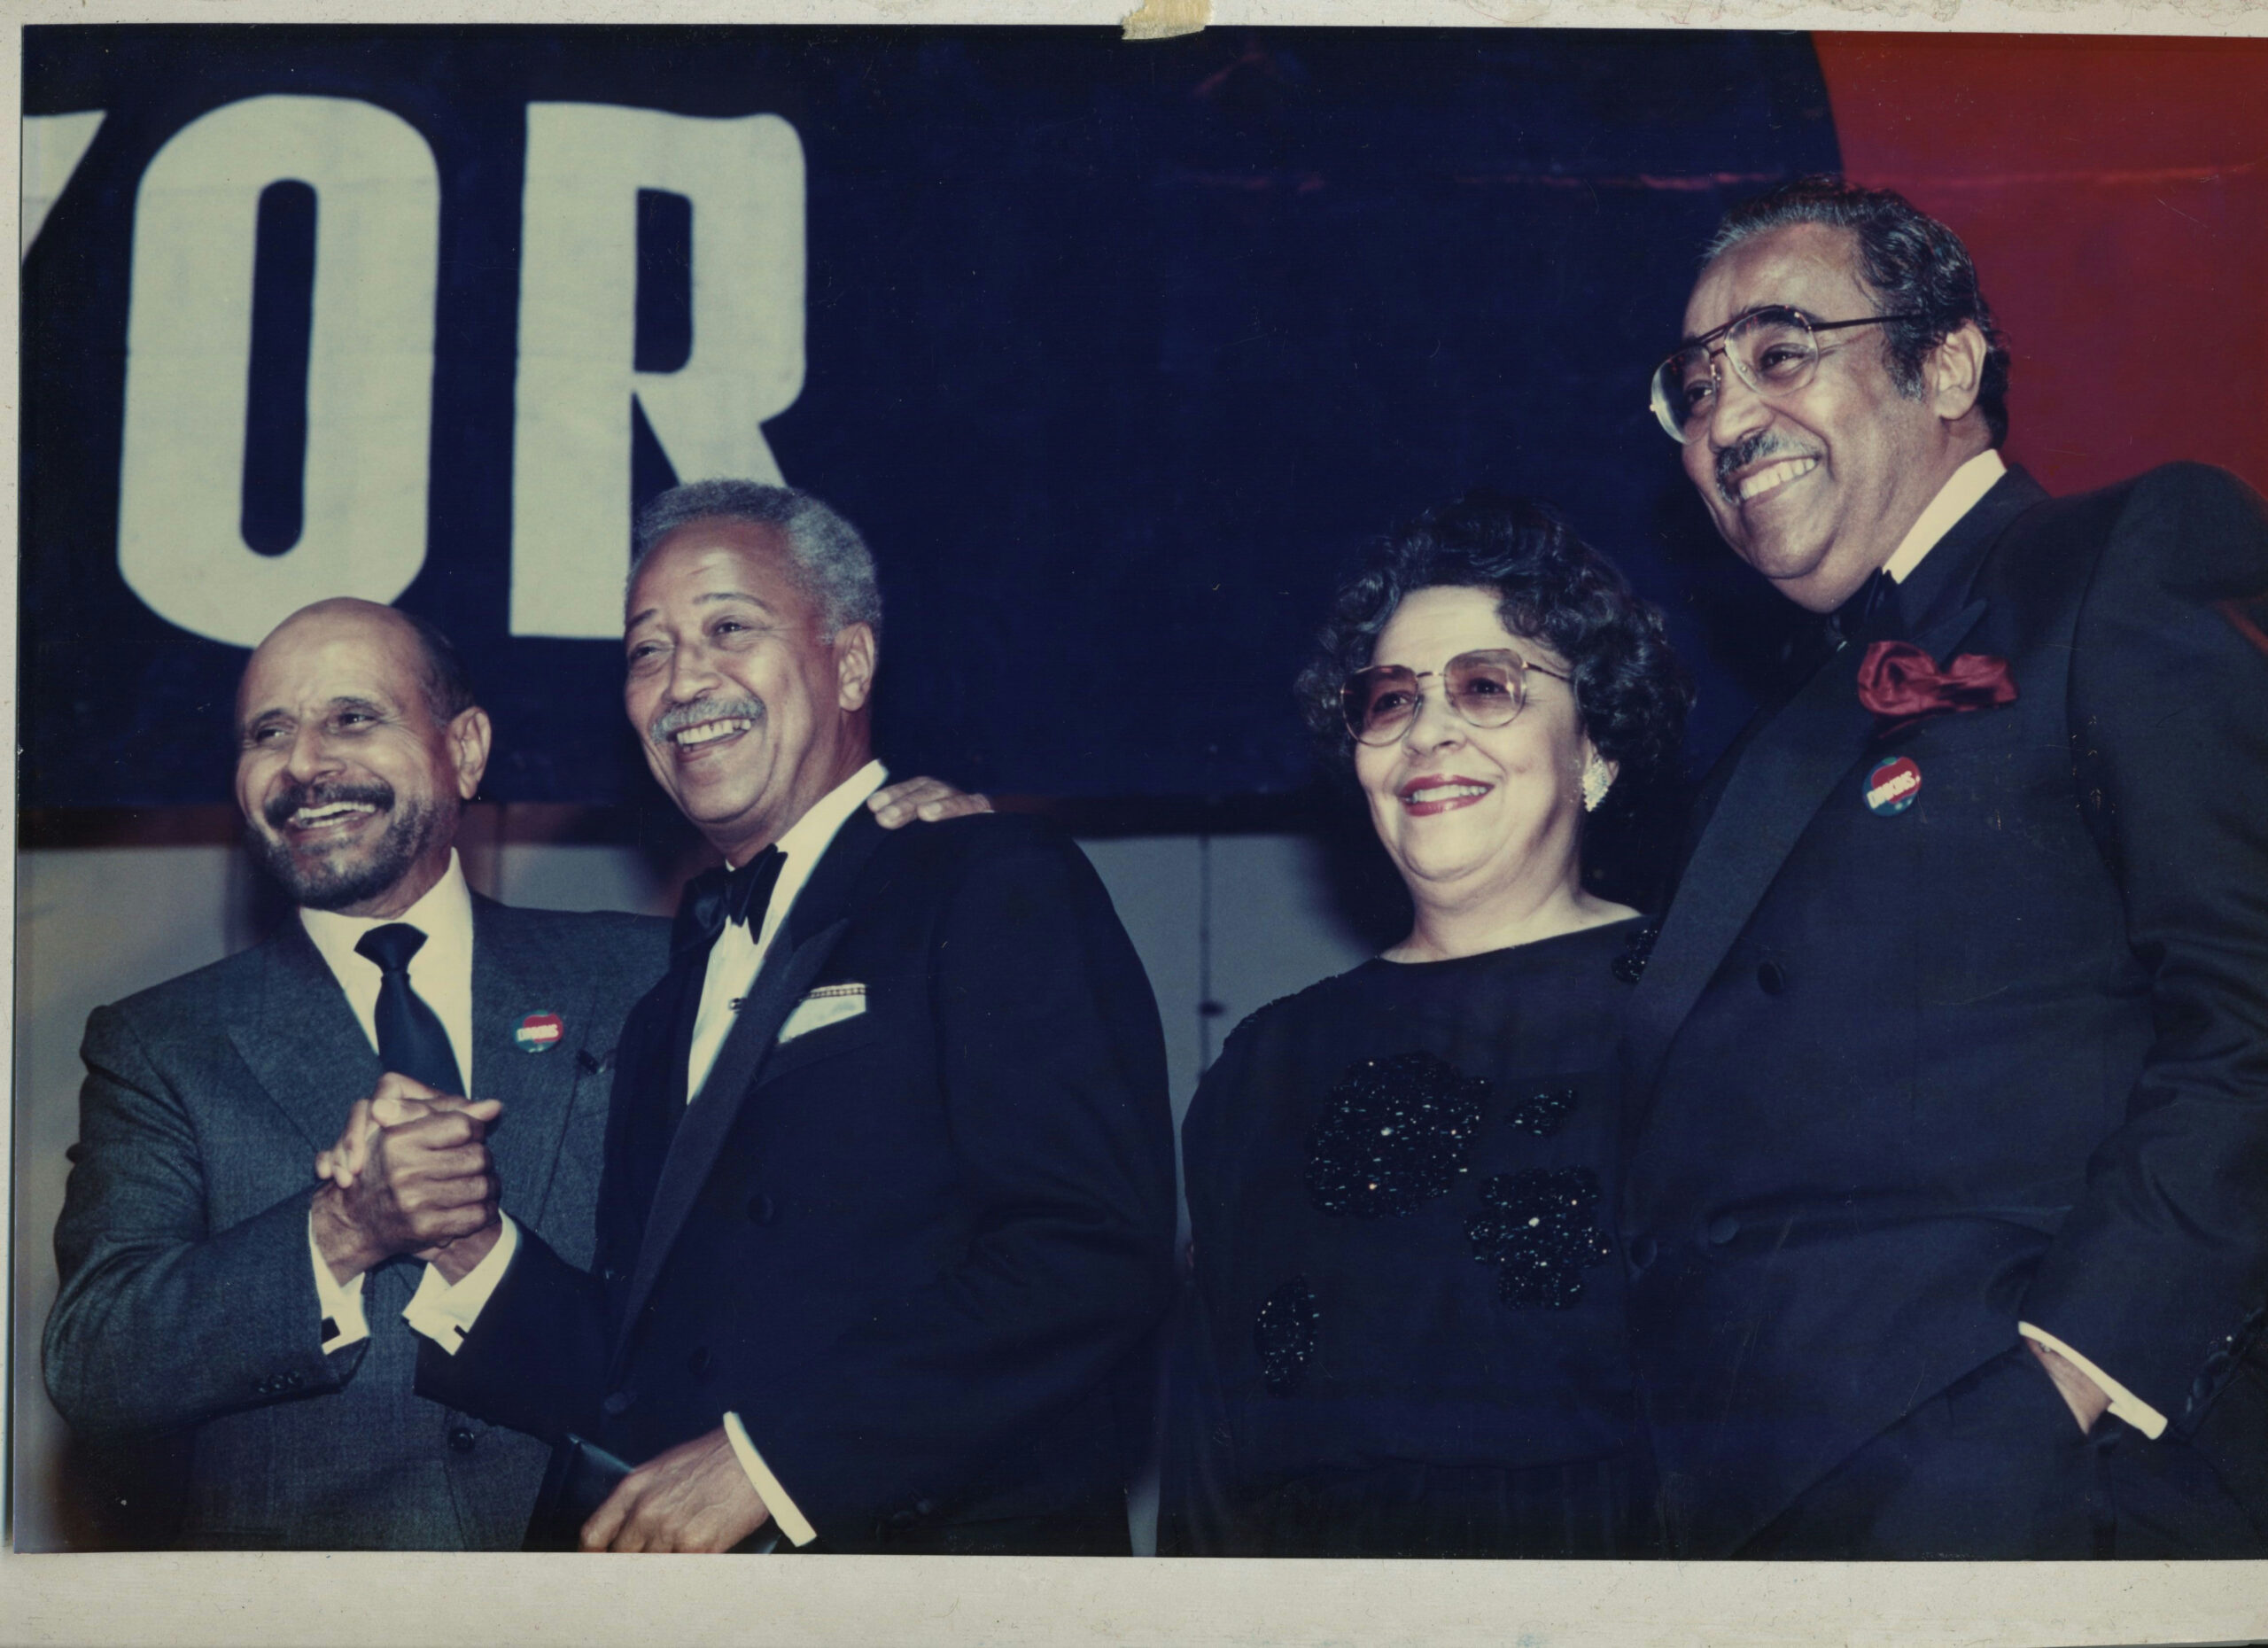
top-left (511, 106), bottom-right (806, 639)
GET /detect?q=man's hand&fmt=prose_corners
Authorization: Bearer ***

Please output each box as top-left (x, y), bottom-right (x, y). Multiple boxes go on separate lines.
top-left (310, 1078), bottom-right (502, 1285)
top-left (867, 775), bottom-right (990, 829)
top-left (315, 1072), bottom-right (443, 1189)
top-left (2028, 1336), bottom-right (2112, 1434)
top-left (580, 1426), bottom-right (770, 1553)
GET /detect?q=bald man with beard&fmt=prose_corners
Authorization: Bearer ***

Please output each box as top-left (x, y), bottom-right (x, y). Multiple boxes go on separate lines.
top-left (43, 598), bottom-right (673, 1548)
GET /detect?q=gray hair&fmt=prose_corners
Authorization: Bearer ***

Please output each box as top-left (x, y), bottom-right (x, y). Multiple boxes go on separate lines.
top-left (632, 478), bottom-right (884, 641)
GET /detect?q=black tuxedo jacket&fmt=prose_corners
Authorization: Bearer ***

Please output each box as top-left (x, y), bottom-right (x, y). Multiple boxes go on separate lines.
top-left (419, 809), bottom-right (1178, 1551)
top-left (1621, 463), bottom-right (2268, 1555)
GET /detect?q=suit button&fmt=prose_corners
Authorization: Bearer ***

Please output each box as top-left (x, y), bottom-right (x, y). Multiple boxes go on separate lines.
top-left (746, 1194), bottom-right (776, 1225)
top-left (448, 1426), bottom-right (478, 1453)
top-left (1756, 961), bottom-right (1787, 996)
top-left (602, 1389), bottom-right (636, 1417)
top-left (1627, 1234), bottom-right (1658, 1271)
top-left (1706, 1214), bottom-right (1741, 1246)
top-left (688, 1347), bottom-right (711, 1376)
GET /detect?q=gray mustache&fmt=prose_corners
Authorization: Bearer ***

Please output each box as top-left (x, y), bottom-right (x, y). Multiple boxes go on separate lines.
top-left (1713, 431), bottom-right (1814, 503)
top-left (649, 696), bottom-right (766, 745)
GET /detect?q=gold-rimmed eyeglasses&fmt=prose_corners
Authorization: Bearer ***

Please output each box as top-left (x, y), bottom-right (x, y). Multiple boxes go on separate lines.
top-left (1341, 649), bottom-right (1573, 747)
top-left (1650, 305), bottom-right (1924, 444)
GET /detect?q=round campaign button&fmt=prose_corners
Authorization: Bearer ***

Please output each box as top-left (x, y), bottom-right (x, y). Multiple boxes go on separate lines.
top-left (1864, 756), bottom-right (1922, 816)
top-left (515, 1011), bottom-right (564, 1053)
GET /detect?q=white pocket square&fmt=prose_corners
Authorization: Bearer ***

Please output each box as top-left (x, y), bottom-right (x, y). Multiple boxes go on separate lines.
top-left (776, 985), bottom-right (866, 1045)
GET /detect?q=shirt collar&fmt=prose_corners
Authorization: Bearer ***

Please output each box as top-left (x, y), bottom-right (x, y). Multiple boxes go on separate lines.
top-left (299, 849), bottom-right (476, 979)
top-left (1883, 447), bottom-right (2008, 585)
top-left (729, 758), bottom-right (889, 875)
top-left (730, 758), bottom-right (889, 940)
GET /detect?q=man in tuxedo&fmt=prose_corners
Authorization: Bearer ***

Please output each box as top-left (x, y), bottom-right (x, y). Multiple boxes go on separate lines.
top-left (43, 598), bottom-right (671, 1548)
top-left (1620, 177), bottom-right (2268, 1558)
top-left (411, 479), bottom-right (1178, 1554)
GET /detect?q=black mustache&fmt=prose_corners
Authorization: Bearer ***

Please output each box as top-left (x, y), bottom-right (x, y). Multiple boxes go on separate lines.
top-left (1713, 431), bottom-right (1814, 502)
top-left (264, 779), bottom-right (394, 830)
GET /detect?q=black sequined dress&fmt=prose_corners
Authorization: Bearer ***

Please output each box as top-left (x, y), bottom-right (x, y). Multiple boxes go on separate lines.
top-left (1160, 917), bottom-right (1655, 1558)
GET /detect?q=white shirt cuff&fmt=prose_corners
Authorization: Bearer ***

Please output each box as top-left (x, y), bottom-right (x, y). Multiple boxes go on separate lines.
top-left (308, 1209), bottom-right (370, 1354)
top-left (722, 1411), bottom-right (817, 1547)
top-left (2018, 1321), bottom-right (2169, 1439)
top-left (401, 1216), bottom-right (520, 1356)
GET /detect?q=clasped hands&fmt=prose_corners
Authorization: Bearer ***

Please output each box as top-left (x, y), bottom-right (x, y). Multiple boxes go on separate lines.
top-left (310, 1072), bottom-right (502, 1286)
top-left (307, 1076), bottom-right (768, 1551)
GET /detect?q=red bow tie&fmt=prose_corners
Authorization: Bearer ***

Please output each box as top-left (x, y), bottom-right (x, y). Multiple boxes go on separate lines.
top-left (1855, 640), bottom-right (2017, 736)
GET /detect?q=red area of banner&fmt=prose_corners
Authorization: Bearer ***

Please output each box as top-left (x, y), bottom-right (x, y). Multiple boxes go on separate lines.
top-left (1814, 34), bottom-right (2268, 497)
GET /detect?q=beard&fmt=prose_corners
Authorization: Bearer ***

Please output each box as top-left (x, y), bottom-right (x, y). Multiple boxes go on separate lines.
top-left (246, 778), bottom-right (447, 912)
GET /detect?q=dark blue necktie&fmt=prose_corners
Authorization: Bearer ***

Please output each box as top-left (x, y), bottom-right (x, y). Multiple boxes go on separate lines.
top-left (353, 923), bottom-right (466, 1095)
top-left (670, 846), bottom-right (788, 963)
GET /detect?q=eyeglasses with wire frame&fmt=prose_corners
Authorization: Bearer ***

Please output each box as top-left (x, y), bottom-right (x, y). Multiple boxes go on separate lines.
top-left (1650, 305), bottom-right (1925, 444)
top-left (1340, 649), bottom-right (1574, 747)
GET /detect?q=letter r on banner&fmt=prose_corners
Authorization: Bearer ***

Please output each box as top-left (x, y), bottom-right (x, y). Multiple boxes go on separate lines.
top-left (511, 105), bottom-right (806, 639)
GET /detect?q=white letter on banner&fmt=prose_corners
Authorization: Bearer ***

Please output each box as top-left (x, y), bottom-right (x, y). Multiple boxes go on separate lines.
top-left (117, 95), bottom-right (439, 648)
top-left (510, 105), bottom-right (805, 639)
top-left (22, 111), bottom-right (106, 259)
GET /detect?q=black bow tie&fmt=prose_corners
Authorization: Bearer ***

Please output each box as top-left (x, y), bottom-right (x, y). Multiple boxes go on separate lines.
top-left (1829, 568), bottom-right (1899, 645)
top-left (672, 846), bottom-right (787, 960)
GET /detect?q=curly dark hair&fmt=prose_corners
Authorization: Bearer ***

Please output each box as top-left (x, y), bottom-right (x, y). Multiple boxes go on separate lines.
top-left (1295, 492), bottom-right (1691, 811)
top-left (1706, 175), bottom-right (2012, 447)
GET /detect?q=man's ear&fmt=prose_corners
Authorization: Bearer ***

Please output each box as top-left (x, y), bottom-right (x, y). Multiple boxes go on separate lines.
top-left (835, 623), bottom-right (879, 713)
top-left (1925, 321), bottom-right (1988, 424)
top-left (448, 706), bottom-right (493, 801)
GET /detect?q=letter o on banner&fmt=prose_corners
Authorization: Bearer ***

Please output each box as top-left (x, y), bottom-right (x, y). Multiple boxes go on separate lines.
top-left (117, 95), bottom-right (439, 648)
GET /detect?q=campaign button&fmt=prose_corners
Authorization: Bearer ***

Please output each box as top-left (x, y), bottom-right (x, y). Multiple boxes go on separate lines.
top-left (515, 1011), bottom-right (564, 1053)
top-left (1864, 756), bottom-right (1922, 816)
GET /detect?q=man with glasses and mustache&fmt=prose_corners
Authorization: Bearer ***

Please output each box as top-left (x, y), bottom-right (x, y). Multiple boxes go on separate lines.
top-left (403, 480), bottom-right (1178, 1555)
top-left (1619, 176), bottom-right (2268, 1558)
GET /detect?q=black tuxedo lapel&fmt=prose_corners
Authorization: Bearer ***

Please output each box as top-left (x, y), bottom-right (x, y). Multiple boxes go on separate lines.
top-left (1627, 595), bottom-right (1991, 1106)
top-left (1896, 467), bottom-right (2051, 634)
top-left (469, 898), bottom-right (608, 1237)
top-left (223, 922), bottom-right (385, 1156)
top-left (614, 806), bottom-right (894, 1358)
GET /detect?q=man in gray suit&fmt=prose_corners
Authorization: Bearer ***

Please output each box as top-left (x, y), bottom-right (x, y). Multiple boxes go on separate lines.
top-left (42, 597), bottom-right (672, 1549)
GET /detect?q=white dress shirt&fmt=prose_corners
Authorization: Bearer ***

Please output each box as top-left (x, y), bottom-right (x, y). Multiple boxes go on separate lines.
top-left (1874, 447), bottom-right (2163, 1438)
top-left (404, 763), bottom-right (889, 1547)
top-left (685, 759), bottom-right (889, 1101)
top-left (299, 851), bottom-right (482, 1356)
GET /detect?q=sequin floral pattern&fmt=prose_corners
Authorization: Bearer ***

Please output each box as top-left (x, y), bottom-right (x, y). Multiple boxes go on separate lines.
top-left (1304, 1051), bottom-right (1487, 1218)
top-left (1611, 922), bottom-right (1659, 984)
top-left (1465, 1168), bottom-right (1613, 1308)
top-left (1255, 1277), bottom-right (1320, 1395)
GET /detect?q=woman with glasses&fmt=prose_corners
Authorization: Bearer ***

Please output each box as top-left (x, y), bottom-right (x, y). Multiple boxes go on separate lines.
top-left (1161, 491), bottom-right (1690, 1558)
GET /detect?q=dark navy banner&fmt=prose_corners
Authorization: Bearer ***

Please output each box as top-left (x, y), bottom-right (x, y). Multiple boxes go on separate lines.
top-left (22, 26), bottom-right (1837, 807)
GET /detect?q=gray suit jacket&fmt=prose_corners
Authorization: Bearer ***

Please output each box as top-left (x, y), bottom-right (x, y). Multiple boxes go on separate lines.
top-left (43, 894), bottom-right (669, 1550)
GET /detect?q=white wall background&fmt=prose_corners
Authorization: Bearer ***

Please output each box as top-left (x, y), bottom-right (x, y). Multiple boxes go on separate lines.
top-left (12, 832), bottom-right (1378, 1552)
